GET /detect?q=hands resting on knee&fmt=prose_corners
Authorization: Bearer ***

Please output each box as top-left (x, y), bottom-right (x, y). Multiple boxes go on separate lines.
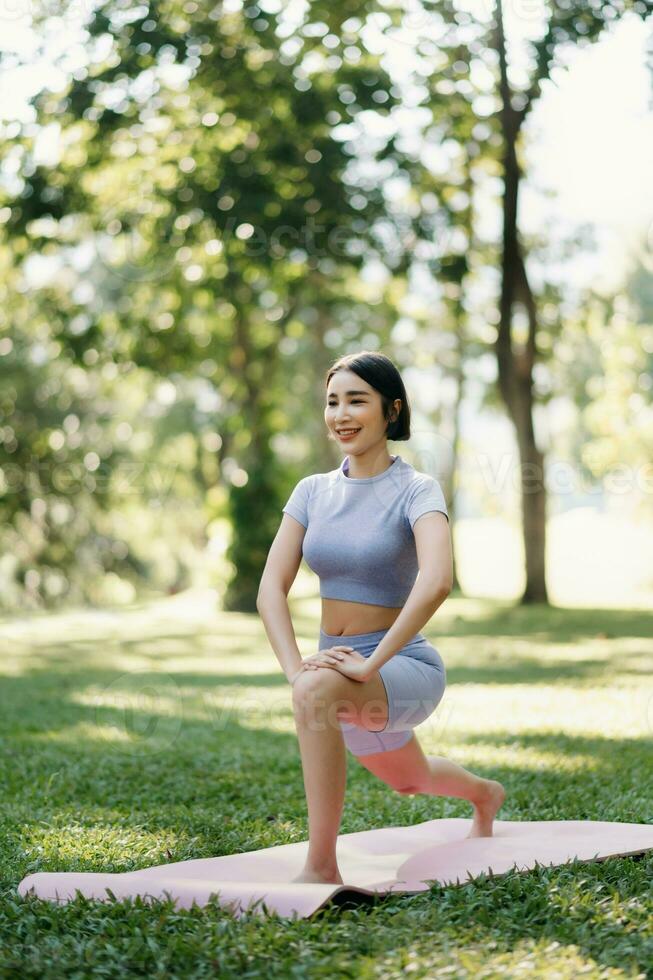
top-left (290, 646), bottom-right (371, 685)
top-left (289, 646), bottom-right (351, 686)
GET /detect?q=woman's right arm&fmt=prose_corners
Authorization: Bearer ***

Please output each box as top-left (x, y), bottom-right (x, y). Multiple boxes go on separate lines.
top-left (256, 514), bottom-right (307, 685)
top-left (256, 586), bottom-right (304, 684)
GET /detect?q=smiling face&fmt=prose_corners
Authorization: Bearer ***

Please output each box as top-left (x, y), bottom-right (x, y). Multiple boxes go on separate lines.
top-left (324, 369), bottom-right (401, 451)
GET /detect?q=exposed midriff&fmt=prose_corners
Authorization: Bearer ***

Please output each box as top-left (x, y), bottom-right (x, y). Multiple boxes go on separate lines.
top-left (320, 596), bottom-right (402, 636)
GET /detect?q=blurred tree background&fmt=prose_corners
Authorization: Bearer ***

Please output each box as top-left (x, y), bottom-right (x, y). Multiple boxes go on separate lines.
top-left (0, 0), bottom-right (652, 612)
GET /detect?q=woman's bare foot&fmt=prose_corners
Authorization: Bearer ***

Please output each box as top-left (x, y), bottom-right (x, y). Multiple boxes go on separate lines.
top-left (291, 865), bottom-right (344, 885)
top-left (466, 779), bottom-right (506, 838)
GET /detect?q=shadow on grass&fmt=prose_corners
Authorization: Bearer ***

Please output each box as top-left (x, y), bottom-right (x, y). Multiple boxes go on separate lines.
top-left (2, 600), bottom-right (651, 870)
top-left (429, 602), bottom-right (653, 642)
top-left (3, 663), bottom-right (651, 860)
top-left (2, 600), bottom-right (652, 976)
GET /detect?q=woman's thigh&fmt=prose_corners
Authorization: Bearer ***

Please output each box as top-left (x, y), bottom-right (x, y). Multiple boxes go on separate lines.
top-left (377, 655), bottom-right (445, 734)
top-left (292, 664), bottom-right (390, 733)
top-left (339, 655), bottom-right (445, 758)
top-left (298, 633), bottom-right (446, 759)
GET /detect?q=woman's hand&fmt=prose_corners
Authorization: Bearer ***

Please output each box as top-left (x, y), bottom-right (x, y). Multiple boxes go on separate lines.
top-left (301, 645), bottom-right (354, 669)
top-left (289, 646), bottom-right (354, 687)
top-left (303, 647), bottom-right (371, 684)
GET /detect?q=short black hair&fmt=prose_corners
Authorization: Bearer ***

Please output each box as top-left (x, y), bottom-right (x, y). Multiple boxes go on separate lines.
top-left (325, 350), bottom-right (411, 441)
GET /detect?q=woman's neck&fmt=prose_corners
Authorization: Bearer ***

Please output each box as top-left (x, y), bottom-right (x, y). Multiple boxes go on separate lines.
top-left (344, 447), bottom-right (395, 480)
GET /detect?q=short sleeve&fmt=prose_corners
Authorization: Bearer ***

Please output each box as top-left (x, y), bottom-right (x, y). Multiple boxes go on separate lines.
top-left (406, 475), bottom-right (449, 530)
top-left (282, 476), bottom-right (312, 529)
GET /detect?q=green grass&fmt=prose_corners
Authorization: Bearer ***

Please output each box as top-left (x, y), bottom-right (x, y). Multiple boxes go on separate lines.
top-left (1, 590), bottom-right (652, 979)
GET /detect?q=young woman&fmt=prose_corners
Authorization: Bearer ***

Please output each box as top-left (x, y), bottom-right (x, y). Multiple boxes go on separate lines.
top-left (256, 351), bottom-right (505, 885)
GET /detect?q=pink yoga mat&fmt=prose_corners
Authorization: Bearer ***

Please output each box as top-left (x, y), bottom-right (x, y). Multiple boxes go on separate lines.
top-left (18, 817), bottom-right (653, 919)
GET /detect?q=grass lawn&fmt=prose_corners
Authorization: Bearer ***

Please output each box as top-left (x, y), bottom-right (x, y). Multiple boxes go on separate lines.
top-left (1, 589), bottom-right (651, 979)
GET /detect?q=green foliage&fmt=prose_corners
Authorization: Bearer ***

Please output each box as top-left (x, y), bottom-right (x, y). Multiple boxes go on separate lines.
top-left (0, 0), bottom-right (417, 610)
top-left (1, 0), bottom-right (652, 611)
top-left (551, 258), bottom-right (653, 510)
top-left (0, 260), bottom-right (223, 608)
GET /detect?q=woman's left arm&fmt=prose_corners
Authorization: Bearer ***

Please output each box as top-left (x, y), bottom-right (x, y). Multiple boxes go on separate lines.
top-left (364, 512), bottom-right (452, 677)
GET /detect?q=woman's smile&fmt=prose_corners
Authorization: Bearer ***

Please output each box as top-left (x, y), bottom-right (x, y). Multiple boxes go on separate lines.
top-left (336, 428), bottom-right (361, 441)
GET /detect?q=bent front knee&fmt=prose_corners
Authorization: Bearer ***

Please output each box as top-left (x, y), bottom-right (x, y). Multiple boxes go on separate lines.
top-left (292, 667), bottom-right (343, 701)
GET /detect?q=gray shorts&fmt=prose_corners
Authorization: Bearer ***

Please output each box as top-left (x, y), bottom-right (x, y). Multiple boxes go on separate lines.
top-left (318, 626), bottom-right (446, 757)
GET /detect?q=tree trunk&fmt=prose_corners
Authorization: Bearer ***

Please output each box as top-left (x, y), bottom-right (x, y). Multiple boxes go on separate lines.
top-left (447, 149), bottom-right (476, 595)
top-left (492, 0), bottom-right (548, 604)
top-left (448, 338), bottom-right (465, 593)
top-left (222, 301), bottom-right (282, 613)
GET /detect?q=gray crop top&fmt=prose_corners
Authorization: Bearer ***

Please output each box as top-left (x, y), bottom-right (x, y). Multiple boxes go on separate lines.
top-left (282, 453), bottom-right (449, 607)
